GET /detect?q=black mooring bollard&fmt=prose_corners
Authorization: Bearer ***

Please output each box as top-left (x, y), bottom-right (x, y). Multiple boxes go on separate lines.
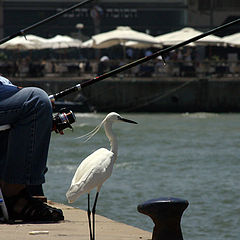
top-left (137, 197), bottom-right (189, 240)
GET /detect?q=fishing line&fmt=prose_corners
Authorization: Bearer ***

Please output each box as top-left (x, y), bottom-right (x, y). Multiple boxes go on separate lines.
top-left (50, 18), bottom-right (240, 101)
top-left (123, 79), bottom-right (196, 112)
top-left (1, 2), bottom-right (240, 102)
top-left (96, 79), bottom-right (196, 112)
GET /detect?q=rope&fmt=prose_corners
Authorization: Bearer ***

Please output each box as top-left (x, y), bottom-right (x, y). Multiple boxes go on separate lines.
top-left (124, 79), bottom-right (196, 112)
top-left (97, 78), bottom-right (196, 112)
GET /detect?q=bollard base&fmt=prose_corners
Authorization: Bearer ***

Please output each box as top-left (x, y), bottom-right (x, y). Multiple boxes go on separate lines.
top-left (138, 197), bottom-right (189, 240)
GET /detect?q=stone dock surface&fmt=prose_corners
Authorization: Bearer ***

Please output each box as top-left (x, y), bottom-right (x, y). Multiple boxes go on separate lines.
top-left (0, 201), bottom-right (151, 240)
top-left (12, 76), bottom-right (240, 112)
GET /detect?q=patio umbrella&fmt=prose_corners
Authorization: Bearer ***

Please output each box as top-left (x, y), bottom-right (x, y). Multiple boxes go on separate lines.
top-left (44, 35), bottom-right (82, 49)
top-left (82, 26), bottom-right (159, 49)
top-left (0, 34), bottom-right (47, 50)
top-left (124, 40), bottom-right (162, 49)
top-left (222, 33), bottom-right (240, 47)
top-left (81, 39), bottom-right (95, 48)
top-left (155, 27), bottom-right (225, 46)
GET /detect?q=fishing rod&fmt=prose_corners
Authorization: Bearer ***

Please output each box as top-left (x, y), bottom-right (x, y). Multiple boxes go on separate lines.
top-left (0, 0), bottom-right (94, 45)
top-left (0, 0), bottom-right (94, 133)
top-left (50, 17), bottom-right (240, 102)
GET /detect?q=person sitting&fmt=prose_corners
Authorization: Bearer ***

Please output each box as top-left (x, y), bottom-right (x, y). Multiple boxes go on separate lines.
top-left (0, 75), bottom-right (64, 222)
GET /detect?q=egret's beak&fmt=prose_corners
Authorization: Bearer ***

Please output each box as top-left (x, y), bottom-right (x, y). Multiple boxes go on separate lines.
top-left (119, 117), bottom-right (138, 124)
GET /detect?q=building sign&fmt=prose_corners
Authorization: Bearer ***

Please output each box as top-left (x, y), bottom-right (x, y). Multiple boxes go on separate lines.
top-left (57, 7), bottom-right (138, 19)
top-left (105, 8), bottom-right (138, 19)
top-left (3, 2), bottom-right (184, 37)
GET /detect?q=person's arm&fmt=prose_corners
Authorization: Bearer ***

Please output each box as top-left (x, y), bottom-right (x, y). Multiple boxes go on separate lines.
top-left (0, 75), bottom-right (21, 99)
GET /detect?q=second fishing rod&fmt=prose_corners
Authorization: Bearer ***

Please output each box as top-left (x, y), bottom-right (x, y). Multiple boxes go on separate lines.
top-left (50, 17), bottom-right (240, 102)
top-left (0, 0), bottom-right (94, 45)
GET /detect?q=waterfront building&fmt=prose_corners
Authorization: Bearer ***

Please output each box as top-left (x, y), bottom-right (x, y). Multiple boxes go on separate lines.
top-left (0, 0), bottom-right (187, 39)
top-left (188, 0), bottom-right (240, 35)
top-left (0, 0), bottom-right (239, 40)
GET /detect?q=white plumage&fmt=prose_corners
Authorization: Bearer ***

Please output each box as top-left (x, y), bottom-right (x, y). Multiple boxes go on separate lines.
top-left (66, 112), bottom-right (137, 240)
top-left (67, 148), bottom-right (114, 203)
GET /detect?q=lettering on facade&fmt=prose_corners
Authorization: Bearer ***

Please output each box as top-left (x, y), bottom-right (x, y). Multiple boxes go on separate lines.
top-left (57, 8), bottom-right (138, 19)
top-left (105, 8), bottom-right (138, 18)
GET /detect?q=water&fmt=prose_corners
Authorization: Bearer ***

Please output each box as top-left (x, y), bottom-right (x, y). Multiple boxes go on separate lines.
top-left (45, 113), bottom-right (240, 240)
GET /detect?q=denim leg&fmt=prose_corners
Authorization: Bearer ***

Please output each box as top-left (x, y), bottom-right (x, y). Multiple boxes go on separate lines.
top-left (0, 87), bottom-right (52, 185)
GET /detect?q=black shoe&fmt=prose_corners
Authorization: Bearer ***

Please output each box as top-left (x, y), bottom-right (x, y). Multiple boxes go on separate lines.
top-left (4, 188), bottom-right (64, 223)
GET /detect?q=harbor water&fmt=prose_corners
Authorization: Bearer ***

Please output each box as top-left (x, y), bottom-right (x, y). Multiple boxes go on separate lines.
top-left (45, 113), bottom-right (240, 240)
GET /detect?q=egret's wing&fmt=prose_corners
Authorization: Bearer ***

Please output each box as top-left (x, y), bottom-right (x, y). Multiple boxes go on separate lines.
top-left (66, 148), bottom-right (114, 203)
top-left (71, 148), bottom-right (111, 183)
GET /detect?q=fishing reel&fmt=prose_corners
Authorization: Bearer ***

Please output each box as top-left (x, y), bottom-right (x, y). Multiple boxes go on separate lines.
top-left (52, 108), bottom-right (76, 134)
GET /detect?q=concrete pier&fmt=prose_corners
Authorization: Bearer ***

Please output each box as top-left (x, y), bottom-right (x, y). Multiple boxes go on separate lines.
top-left (11, 76), bottom-right (240, 112)
top-left (0, 201), bottom-right (151, 240)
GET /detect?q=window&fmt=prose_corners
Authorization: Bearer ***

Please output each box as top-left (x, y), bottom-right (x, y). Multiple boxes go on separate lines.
top-left (198, 0), bottom-right (211, 11)
top-left (215, 0), bottom-right (240, 10)
top-left (198, 0), bottom-right (240, 11)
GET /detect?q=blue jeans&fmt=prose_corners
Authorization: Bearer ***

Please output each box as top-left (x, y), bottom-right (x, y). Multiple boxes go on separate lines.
top-left (0, 87), bottom-right (52, 185)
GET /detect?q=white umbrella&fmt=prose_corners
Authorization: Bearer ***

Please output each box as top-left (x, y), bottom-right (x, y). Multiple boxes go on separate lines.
top-left (222, 33), bottom-right (240, 47)
top-left (24, 34), bottom-right (48, 44)
top-left (82, 26), bottom-right (159, 49)
top-left (155, 27), bottom-right (225, 46)
top-left (44, 35), bottom-right (82, 49)
top-left (81, 39), bottom-right (95, 48)
top-left (124, 40), bottom-right (162, 49)
top-left (0, 34), bottom-right (48, 50)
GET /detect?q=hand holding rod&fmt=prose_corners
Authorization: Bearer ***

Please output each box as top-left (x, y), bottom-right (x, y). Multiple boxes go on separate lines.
top-left (51, 18), bottom-right (240, 101)
top-left (0, 0), bottom-right (94, 45)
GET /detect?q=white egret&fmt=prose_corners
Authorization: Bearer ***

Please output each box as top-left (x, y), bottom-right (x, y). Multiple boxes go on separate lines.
top-left (66, 112), bottom-right (137, 240)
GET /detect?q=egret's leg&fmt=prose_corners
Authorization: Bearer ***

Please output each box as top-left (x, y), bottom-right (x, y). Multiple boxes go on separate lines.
top-left (87, 194), bottom-right (93, 240)
top-left (92, 192), bottom-right (99, 240)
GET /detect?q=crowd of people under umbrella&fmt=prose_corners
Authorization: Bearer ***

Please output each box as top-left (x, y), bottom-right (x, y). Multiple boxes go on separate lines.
top-left (1, 26), bottom-right (240, 78)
